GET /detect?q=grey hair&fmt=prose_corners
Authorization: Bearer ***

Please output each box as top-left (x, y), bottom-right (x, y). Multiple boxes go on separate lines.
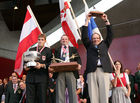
top-left (91, 32), bottom-right (101, 40)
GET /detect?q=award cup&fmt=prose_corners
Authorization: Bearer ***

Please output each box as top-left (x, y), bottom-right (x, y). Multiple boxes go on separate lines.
top-left (23, 51), bottom-right (41, 67)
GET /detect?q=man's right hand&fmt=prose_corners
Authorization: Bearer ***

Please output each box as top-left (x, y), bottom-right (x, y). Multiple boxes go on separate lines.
top-left (48, 67), bottom-right (54, 72)
top-left (101, 13), bottom-right (110, 25)
top-left (86, 13), bottom-right (92, 20)
top-left (85, 13), bottom-right (92, 26)
top-left (24, 64), bottom-right (30, 71)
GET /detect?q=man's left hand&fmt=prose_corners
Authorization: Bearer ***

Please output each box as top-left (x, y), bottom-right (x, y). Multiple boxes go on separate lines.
top-left (77, 64), bottom-right (81, 70)
top-left (35, 62), bottom-right (42, 69)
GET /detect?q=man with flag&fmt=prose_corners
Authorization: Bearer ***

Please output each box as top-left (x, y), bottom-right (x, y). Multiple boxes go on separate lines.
top-left (15, 6), bottom-right (52, 103)
top-left (82, 12), bottom-right (113, 103)
top-left (14, 6), bottom-right (42, 77)
top-left (52, 0), bottom-right (81, 102)
top-left (51, 34), bottom-right (81, 103)
top-left (24, 34), bottom-right (52, 103)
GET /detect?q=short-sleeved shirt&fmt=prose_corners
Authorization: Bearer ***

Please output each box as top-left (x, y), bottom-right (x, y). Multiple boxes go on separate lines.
top-left (110, 73), bottom-right (130, 86)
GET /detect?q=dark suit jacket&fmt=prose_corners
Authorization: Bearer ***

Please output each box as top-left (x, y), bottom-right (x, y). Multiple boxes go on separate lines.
top-left (20, 89), bottom-right (26, 103)
top-left (79, 83), bottom-right (90, 103)
top-left (26, 47), bottom-right (52, 83)
top-left (53, 46), bottom-right (81, 79)
top-left (128, 74), bottom-right (136, 96)
top-left (5, 82), bottom-right (22, 103)
top-left (82, 25), bottom-right (113, 74)
top-left (0, 84), bottom-right (4, 102)
top-left (135, 71), bottom-right (140, 94)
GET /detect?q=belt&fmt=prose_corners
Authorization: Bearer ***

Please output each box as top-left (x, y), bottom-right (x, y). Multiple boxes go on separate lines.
top-left (97, 65), bottom-right (102, 67)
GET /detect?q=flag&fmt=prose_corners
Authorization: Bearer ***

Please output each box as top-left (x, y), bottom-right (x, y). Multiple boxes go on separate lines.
top-left (88, 18), bottom-right (100, 40)
top-left (59, 0), bottom-right (80, 48)
top-left (83, 0), bottom-right (102, 40)
top-left (14, 6), bottom-right (41, 77)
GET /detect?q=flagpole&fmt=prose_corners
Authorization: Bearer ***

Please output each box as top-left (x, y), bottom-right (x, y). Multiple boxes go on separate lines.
top-left (82, 0), bottom-right (87, 6)
top-left (82, 0), bottom-right (128, 95)
top-left (108, 53), bottom-right (127, 91)
top-left (27, 5), bottom-right (43, 34)
top-left (67, 0), bottom-right (81, 37)
top-left (27, 5), bottom-right (50, 47)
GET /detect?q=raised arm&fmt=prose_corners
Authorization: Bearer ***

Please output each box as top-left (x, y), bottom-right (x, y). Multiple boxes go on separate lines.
top-left (81, 13), bottom-right (92, 48)
top-left (102, 14), bottom-right (113, 48)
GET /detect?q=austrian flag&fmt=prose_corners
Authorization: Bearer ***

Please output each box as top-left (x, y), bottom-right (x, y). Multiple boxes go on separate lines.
top-left (14, 6), bottom-right (41, 77)
top-left (59, 0), bottom-right (80, 48)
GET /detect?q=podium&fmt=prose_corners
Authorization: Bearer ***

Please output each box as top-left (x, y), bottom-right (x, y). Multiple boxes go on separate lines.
top-left (49, 62), bottom-right (78, 72)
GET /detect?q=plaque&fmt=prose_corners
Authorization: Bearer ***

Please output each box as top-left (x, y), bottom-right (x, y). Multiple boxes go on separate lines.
top-left (89, 11), bottom-right (104, 17)
top-left (49, 62), bottom-right (78, 72)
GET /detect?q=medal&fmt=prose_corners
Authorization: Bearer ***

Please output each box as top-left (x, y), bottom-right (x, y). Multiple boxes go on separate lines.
top-left (36, 45), bottom-right (45, 53)
top-left (63, 54), bottom-right (66, 57)
top-left (42, 56), bottom-right (46, 61)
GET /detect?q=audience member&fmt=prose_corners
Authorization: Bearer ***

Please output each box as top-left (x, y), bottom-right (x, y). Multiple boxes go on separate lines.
top-left (9, 76), bottom-right (12, 81)
top-left (78, 75), bottom-right (90, 103)
top-left (125, 68), bottom-right (136, 103)
top-left (0, 79), bottom-right (4, 103)
top-left (19, 81), bottom-right (26, 103)
top-left (22, 75), bottom-right (26, 83)
top-left (5, 76), bottom-right (22, 103)
top-left (135, 62), bottom-right (140, 102)
top-left (48, 73), bottom-right (56, 103)
top-left (11, 72), bottom-right (18, 78)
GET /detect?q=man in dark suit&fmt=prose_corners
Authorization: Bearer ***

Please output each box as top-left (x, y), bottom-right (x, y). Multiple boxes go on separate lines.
top-left (5, 76), bottom-right (22, 103)
top-left (135, 62), bottom-right (140, 102)
top-left (125, 68), bottom-right (136, 103)
top-left (49, 34), bottom-right (81, 103)
top-left (24, 34), bottom-right (52, 103)
top-left (0, 79), bottom-right (4, 103)
top-left (19, 81), bottom-right (26, 103)
top-left (82, 13), bottom-right (113, 103)
top-left (48, 73), bottom-right (56, 103)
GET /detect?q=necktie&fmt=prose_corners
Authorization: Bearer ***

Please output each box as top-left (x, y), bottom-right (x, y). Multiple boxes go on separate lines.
top-left (19, 89), bottom-right (26, 103)
top-left (61, 46), bottom-right (67, 61)
top-left (22, 95), bottom-right (26, 103)
top-left (13, 84), bottom-right (16, 89)
top-left (13, 84), bottom-right (17, 93)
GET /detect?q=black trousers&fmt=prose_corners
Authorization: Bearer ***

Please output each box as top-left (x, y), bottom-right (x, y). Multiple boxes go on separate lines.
top-left (49, 92), bottom-right (56, 103)
top-left (26, 82), bottom-right (47, 103)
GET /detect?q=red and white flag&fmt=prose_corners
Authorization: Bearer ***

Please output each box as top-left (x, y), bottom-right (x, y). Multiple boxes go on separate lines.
top-left (14, 6), bottom-right (41, 77)
top-left (59, 0), bottom-right (80, 48)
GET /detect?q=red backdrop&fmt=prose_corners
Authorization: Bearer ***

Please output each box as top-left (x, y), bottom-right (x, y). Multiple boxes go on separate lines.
top-left (0, 57), bottom-right (15, 79)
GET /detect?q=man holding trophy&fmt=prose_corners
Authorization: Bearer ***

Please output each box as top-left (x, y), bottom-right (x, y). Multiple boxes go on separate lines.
top-left (49, 34), bottom-right (81, 103)
top-left (23, 34), bottom-right (52, 103)
top-left (82, 12), bottom-right (113, 103)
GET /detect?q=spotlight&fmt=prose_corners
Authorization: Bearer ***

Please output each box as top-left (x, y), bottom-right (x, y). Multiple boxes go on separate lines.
top-left (14, 6), bottom-right (18, 10)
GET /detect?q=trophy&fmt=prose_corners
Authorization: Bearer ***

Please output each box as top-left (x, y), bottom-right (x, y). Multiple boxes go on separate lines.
top-left (89, 11), bottom-right (104, 17)
top-left (51, 53), bottom-right (79, 63)
top-left (23, 51), bottom-right (41, 67)
top-left (49, 53), bottom-right (79, 72)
